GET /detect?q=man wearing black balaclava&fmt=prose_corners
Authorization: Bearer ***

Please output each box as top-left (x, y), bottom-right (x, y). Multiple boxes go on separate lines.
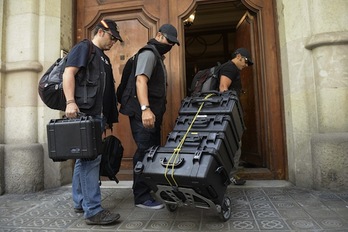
top-left (128, 24), bottom-right (180, 209)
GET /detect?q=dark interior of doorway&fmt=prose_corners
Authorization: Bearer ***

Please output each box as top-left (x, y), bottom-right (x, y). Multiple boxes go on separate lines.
top-left (183, 1), bottom-right (261, 169)
top-left (184, 1), bottom-right (248, 88)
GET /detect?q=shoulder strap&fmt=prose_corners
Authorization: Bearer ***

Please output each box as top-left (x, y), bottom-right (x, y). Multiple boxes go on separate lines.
top-left (79, 39), bottom-right (96, 104)
top-left (131, 44), bottom-right (162, 75)
top-left (85, 39), bottom-right (95, 63)
top-left (214, 62), bottom-right (223, 73)
top-left (73, 39), bottom-right (95, 64)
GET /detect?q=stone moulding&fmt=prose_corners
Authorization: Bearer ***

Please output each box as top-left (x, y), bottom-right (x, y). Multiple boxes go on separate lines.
top-left (0, 60), bottom-right (43, 73)
top-left (305, 31), bottom-right (348, 50)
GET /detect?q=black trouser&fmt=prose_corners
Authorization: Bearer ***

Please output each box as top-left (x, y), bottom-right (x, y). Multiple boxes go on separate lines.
top-left (129, 115), bottom-right (162, 204)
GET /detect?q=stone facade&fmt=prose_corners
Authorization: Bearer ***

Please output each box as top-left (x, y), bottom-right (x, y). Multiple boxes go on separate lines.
top-left (0, 0), bottom-right (74, 194)
top-left (0, 0), bottom-right (347, 194)
top-left (276, 0), bottom-right (348, 190)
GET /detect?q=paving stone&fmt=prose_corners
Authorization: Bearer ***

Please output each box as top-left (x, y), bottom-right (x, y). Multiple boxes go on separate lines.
top-left (0, 182), bottom-right (347, 231)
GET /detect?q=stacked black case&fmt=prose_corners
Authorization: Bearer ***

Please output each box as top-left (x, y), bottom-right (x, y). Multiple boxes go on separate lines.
top-left (140, 91), bottom-right (245, 220)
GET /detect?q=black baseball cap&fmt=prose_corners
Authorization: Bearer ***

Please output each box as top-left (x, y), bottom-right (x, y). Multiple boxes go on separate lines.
top-left (159, 24), bottom-right (180, 46)
top-left (97, 19), bottom-right (123, 42)
top-left (234, 48), bottom-right (253, 65)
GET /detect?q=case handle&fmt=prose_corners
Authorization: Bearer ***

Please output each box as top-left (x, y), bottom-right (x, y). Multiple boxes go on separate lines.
top-left (160, 157), bottom-right (185, 168)
top-left (189, 117), bottom-right (209, 128)
top-left (191, 98), bottom-right (221, 105)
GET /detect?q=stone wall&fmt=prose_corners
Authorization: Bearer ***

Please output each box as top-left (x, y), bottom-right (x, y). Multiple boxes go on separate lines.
top-left (277, 0), bottom-right (348, 190)
top-left (0, 145), bottom-right (4, 195)
top-left (0, 0), bottom-right (74, 194)
top-left (312, 133), bottom-right (348, 190)
top-left (4, 144), bottom-right (44, 193)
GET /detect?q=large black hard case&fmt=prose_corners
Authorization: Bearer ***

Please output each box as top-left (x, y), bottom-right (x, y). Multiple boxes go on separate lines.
top-left (141, 145), bottom-right (230, 205)
top-left (164, 131), bottom-right (235, 173)
top-left (179, 91), bottom-right (245, 136)
top-left (173, 114), bottom-right (242, 154)
top-left (47, 116), bottom-right (102, 161)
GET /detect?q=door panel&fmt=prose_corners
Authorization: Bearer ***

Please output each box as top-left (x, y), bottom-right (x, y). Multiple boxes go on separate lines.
top-left (105, 20), bottom-right (151, 178)
top-left (234, 12), bottom-right (264, 167)
top-left (76, 0), bottom-right (189, 180)
top-left (76, 2), bottom-right (161, 180)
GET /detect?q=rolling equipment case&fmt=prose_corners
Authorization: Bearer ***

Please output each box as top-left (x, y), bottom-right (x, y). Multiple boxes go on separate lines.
top-left (138, 91), bottom-right (245, 221)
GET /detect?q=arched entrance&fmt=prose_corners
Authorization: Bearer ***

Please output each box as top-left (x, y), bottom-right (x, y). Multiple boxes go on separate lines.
top-left (75, 0), bottom-right (286, 180)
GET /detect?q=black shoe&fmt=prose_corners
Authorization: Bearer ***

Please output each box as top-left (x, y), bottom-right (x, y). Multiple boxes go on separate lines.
top-left (85, 210), bottom-right (120, 225)
top-left (74, 208), bottom-right (84, 213)
top-left (231, 175), bottom-right (246, 185)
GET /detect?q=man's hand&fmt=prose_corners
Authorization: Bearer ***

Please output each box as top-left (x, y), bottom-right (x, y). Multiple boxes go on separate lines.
top-left (142, 109), bottom-right (156, 128)
top-left (65, 102), bottom-right (80, 118)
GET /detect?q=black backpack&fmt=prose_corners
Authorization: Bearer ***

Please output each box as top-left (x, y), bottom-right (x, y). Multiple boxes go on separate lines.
top-left (100, 135), bottom-right (124, 183)
top-left (117, 45), bottom-right (161, 116)
top-left (189, 62), bottom-right (224, 96)
top-left (38, 40), bottom-right (94, 111)
top-left (116, 54), bottom-right (136, 104)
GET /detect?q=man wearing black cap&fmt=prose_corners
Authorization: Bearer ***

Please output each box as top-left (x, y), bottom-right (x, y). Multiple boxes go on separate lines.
top-left (219, 47), bottom-right (254, 185)
top-left (62, 19), bottom-right (123, 225)
top-left (126, 23), bottom-right (179, 209)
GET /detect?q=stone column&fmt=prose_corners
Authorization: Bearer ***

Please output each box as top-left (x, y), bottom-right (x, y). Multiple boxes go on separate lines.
top-left (277, 0), bottom-right (348, 190)
top-left (0, 145), bottom-right (4, 194)
top-left (306, 31), bottom-right (348, 190)
top-left (1, 0), bottom-right (74, 194)
top-left (0, 0), bottom-right (4, 195)
top-left (1, 0), bottom-right (44, 194)
top-left (306, 32), bottom-right (348, 132)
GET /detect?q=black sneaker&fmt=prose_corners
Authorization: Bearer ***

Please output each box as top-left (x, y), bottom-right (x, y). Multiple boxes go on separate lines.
top-left (231, 175), bottom-right (246, 185)
top-left (74, 208), bottom-right (84, 213)
top-left (85, 210), bottom-right (120, 225)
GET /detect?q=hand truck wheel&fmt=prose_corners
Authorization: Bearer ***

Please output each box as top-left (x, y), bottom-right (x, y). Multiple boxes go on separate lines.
top-left (219, 196), bottom-right (231, 221)
top-left (166, 203), bottom-right (178, 212)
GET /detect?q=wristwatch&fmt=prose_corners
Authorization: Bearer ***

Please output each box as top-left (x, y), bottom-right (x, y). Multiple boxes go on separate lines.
top-left (141, 105), bottom-right (150, 111)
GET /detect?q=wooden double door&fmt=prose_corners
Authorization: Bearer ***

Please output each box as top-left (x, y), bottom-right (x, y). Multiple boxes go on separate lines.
top-left (76, 0), bottom-right (287, 180)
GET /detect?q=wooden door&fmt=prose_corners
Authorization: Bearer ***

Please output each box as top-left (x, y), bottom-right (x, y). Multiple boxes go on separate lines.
top-left (75, 0), bottom-right (188, 180)
top-left (234, 12), bottom-right (264, 168)
top-left (104, 19), bottom-right (153, 179)
top-left (239, 0), bottom-right (287, 179)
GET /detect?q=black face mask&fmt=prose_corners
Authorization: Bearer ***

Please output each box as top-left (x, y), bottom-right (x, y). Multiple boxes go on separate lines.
top-left (154, 43), bottom-right (172, 55)
top-left (148, 38), bottom-right (173, 55)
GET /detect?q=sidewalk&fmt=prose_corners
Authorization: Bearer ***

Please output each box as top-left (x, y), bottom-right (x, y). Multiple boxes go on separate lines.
top-left (0, 180), bottom-right (348, 231)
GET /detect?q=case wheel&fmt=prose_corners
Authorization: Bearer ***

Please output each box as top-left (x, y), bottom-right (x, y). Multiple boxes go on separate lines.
top-left (219, 196), bottom-right (231, 221)
top-left (166, 204), bottom-right (178, 212)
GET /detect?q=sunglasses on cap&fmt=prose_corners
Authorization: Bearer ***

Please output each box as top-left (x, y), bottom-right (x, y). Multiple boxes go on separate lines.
top-left (103, 30), bottom-right (118, 42)
top-left (242, 56), bottom-right (249, 63)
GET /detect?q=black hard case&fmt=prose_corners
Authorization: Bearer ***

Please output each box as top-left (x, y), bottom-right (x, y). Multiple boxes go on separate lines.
top-left (165, 131), bottom-right (235, 173)
top-left (47, 116), bottom-right (102, 161)
top-left (173, 114), bottom-right (242, 154)
top-left (179, 91), bottom-right (245, 136)
top-left (141, 145), bottom-right (230, 205)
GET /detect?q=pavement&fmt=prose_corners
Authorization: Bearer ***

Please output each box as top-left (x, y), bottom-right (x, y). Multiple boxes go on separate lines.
top-left (0, 180), bottom-right (348, 232)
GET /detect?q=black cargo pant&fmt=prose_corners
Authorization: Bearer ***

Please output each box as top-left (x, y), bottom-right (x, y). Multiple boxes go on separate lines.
top-left (129, 115), bottom-right (162, 204)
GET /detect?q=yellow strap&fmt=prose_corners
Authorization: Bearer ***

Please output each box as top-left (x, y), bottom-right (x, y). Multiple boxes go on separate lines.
top-left (164, 93), bottom-right (215, 186)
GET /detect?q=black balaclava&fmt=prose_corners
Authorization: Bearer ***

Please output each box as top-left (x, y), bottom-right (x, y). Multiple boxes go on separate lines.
top-left (147, 38), bottom-right (172, 55)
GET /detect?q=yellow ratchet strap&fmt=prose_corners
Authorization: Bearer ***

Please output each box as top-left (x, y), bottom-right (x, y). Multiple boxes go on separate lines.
top-left (164, 93), bottom-right (215, 186)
